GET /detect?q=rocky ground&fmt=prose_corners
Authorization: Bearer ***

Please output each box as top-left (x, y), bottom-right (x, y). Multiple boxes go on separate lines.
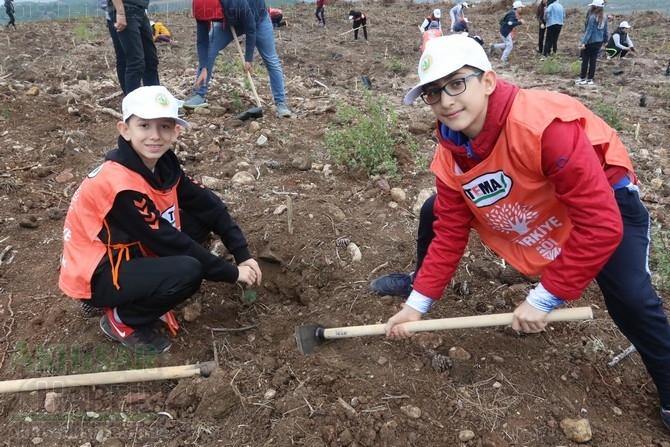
top-left (1, 1), bottom-right (670, 446)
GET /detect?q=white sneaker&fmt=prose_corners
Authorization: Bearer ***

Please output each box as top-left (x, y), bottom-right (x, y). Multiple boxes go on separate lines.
top-left (183, 94), bottom-right (209, 109)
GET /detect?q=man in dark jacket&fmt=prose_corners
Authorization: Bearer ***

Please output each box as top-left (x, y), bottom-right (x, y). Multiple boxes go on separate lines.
top-left (185, 0), bottom-right (293, 117)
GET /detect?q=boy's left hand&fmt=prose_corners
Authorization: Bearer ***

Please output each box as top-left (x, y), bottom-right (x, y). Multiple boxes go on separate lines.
top-left (512, 300), bottom-right (549, 333)
top-left (239, 258), bottom-right (262, 286)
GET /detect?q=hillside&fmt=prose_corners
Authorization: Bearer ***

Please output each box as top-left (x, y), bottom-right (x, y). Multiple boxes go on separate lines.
top-left (1, 1), bottom-right (670, 446)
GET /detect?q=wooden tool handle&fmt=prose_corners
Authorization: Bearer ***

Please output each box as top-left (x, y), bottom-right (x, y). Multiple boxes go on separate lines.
top-left (0, 362), bottom-right (216, 394)
top-left (230, 26), bottom-right (262, 108)
top-left (322, 307), bottom-right (593, 340)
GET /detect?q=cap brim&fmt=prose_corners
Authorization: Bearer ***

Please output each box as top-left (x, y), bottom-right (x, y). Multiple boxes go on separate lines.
top-left (403, 84), bottom-right (424, 105)
top-left (175, 118), bottom-right (190, 128)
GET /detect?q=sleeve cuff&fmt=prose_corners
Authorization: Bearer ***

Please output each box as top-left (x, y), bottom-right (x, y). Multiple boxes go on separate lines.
top-left (526, 282), bottom-right (566, 313)
top-left (405, 291), bottom-right (434, 314)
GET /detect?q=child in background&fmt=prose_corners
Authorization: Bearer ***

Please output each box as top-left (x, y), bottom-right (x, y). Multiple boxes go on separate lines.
top-left (348, 10), bottom-right (368, 43)
top-left (490, 0), bottom-right (525, 63)
top-left (578, 0), bottom-right (608, 85)
top-left (379, 33), bottom-right (670, 434)
top-left (605, 21), bottom-right (635, 59)
top-left (150, 20), bottom-right (173, 43)
top-left (449, 2), bottom-right (468, 32)
top-left (419, 8), bottom-right (441, 33)
top-left (269, 7), bottom-right (287, 28)
top-left (315, 0), bottom-right (326, 27)
top-left (59, 85), bottom-right (262, 355)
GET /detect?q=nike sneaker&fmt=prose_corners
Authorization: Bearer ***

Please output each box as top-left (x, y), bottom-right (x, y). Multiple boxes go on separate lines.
top-left (100, 309), bottom-right (171, 355)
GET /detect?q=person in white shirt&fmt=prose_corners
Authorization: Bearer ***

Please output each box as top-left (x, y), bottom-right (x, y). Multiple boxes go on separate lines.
top-left (449, 2), bottom-right (469, 32)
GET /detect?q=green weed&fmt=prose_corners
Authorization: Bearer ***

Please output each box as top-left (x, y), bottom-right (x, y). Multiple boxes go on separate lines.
top-left (387, 58), bottom-right (405, 74)
top-left (73, 18), bottom-right (93, 41)
top-left (591, 100), bottom-right (623, 131)
top-left (540, 57), bottom-right (562, 75)
top-left (326, 92), bottom-right (409, 179)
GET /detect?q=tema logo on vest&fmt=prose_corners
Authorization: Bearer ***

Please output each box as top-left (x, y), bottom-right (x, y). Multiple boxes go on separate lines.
top-left (462, 170), bottom-right (512, 207)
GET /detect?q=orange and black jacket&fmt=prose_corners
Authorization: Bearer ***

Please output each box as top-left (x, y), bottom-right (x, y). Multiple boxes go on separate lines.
top-left (60, 136), bottom-right (250, 298)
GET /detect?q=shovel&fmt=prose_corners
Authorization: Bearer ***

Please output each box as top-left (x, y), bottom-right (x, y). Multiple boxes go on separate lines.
top-left (295, 306), bottom-right (593, 354)
top-left (230, 26), bottom-right (263, 121)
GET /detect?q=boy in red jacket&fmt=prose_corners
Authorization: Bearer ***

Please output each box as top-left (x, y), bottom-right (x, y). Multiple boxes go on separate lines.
top-left (379, 34), bottom-right (670, 431)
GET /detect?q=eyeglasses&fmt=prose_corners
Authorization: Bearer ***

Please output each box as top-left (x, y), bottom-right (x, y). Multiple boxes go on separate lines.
top-left (420, 71), bottom-right (484, 105)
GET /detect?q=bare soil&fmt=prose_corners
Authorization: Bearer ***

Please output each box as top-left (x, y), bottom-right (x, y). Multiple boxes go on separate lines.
top-left (1, 2), bottom-right (670, 446)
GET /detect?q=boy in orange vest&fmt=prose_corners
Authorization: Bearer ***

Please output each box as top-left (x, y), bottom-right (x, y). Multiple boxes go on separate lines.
top-left (59, 86), bottom-right (262, 355)
top-left (376, 34), bottom-right (670, 431)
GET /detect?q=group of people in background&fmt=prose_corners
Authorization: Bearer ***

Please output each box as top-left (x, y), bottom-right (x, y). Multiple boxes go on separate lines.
top-left (536, 0), bottom-right (565, 58)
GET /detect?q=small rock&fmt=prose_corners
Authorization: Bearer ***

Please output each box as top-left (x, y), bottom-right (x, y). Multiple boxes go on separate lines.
top-left (412, 333), bottom-right (443, 350)
top-left (346, 242), bottom-right (362, 262)
top-left (322, 425), bottom-right (336, 444)
top-left (200, 175), bottom-right (226, 190)
top-left (123, 392), bottom-right (150, 405)
top-left (256, 135), bottom-right (268, 146)
top-left (413, 188), bottom-right (436, 215)
top-left (400, 405), bottom-right (422, 419)
top-left (182, 302), bottom-right (202, 322)
top-left (559, 418), bottom-right (592, 443)
top-left (231, 171), bottom-right (255, 185)
top-left (273, 205), bottom-right (287, 215)
top-left (44, 392), bottom-right (62, 413)
top-left (390, 187), bottom-right (406, 202)
top-left (264, 389), bottom-right (277, 400)
top-left (458, 430), bottom-right (476, 442)
top-left (27, 87), bottom-right (40, 96)
top-left (338, 428), bottom-right (354, 445)
top-left (55, 169), bottom-right (74, 183)
top-left (19, 216), bottom-right (39, 229)
top-left (248, 121), bottom-right (261, 132)
top-left (258, 246), bottom-right (282, 264)
top-left (448, 346), bottom-right (472, 360)
top-left (612, 406), bottom-right (622, 416)
top-left (31, 438), bottom-right (43, 445)
top-left (377, 356), bottom-right (388, 365)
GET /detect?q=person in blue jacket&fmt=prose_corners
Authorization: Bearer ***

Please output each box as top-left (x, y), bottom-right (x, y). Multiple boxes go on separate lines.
top-left (184, 0), bottom-right (293, 117)
top-left (542, 0), bottom-right (565, 57)
top-left (489, 1), bottom-right (525, 63)
top-left (578, 0), bottom-right (608, 85)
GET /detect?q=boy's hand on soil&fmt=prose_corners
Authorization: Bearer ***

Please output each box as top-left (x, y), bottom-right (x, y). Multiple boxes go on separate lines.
top-left (238, 259), bottom-right (262, 286)
top-left (512, 300), bottom-right (549, 333)
top-left (385, 304), bottom-right (422, 340)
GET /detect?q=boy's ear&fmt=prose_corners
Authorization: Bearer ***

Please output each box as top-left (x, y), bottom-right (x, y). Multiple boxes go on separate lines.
top-left (483, 70), bottom-right (497, 96)
top-left (117, 120), bottom-right (130, 140)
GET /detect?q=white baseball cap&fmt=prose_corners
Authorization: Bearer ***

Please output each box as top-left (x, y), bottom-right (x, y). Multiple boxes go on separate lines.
top-left (512, 1), bottom-right (525, 9)
top-left (462, 2), bottom-right (469, 7)
top-left (122, 85), bottom-right (190, 128)
top-left (433, 8), bottom-right (441, 18)
top-left (404, 34), bottom-right (492, 105)
top-left (588, 0), bottom-right (604, 6)
top-left (619, 21), bottom-right (631, 28)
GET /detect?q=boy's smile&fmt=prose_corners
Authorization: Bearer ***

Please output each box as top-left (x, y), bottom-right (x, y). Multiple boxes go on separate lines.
top-left (117, 116), bottom-right (180, 171)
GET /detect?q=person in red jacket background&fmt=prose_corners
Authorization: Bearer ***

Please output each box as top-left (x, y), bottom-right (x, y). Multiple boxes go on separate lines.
top-left (373, 34), bottom-right (670, 433)
top-left (315, 0), bottom-right (326, 27)
top-left (268, 7), bottom-right (287, 28)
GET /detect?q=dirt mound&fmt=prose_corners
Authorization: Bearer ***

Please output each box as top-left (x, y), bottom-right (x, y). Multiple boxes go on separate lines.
top-left (1, 2), bottom-right (670, 446)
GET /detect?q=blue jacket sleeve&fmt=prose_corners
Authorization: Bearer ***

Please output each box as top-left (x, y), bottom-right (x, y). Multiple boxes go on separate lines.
top-left (222, 0), bottom-right (257, 62)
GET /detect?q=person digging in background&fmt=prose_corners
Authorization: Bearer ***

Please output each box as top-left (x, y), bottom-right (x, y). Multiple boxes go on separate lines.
top-left (375, 34), bottom-right (670, 433)
top-left (348, 10), bottom-right (368, 43)
top-left (185, 0), bottom-right (293, 117)
top-left (605, 21), bottom-right (635, 59)
top-left (268, 7), bottom-right (287, 28)
top-left (449, 1), bottom-right (468, 32)
top-left (150, 20), bottom-right (173, 43)
top-left (419, 8), bottom-right (441, 33)
top-left (59, 85), bottom-right (262, 355)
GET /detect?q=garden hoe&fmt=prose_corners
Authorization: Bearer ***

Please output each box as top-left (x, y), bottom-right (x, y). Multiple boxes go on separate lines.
top-left (295, 307), bottom-right (593, 355)
top-left (0, 361), bottom-right (217, 394)
top-left (230, 26), bottom-right (264, 121)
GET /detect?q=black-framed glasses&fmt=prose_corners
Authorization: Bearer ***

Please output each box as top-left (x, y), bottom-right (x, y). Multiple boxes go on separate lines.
top-left (420, 71), bottom-right (484, 105)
